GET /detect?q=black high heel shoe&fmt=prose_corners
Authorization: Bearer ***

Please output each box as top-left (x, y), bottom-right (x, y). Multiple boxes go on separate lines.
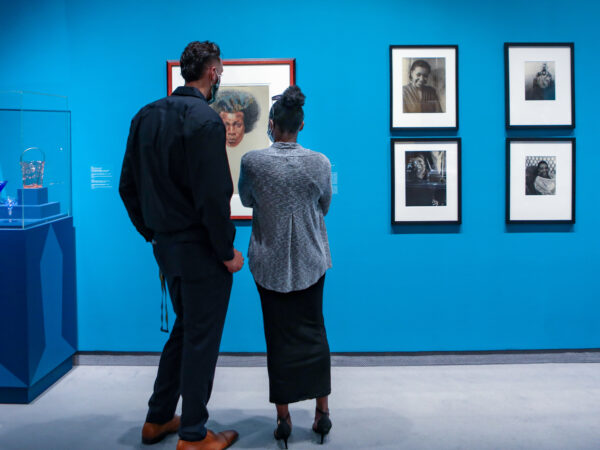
top-left (274, 413), bottom-right (291, 449)
top-left (312, 407), bottom-right (332, 444)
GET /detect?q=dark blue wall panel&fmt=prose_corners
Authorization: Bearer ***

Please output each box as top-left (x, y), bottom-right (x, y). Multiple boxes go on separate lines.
top-left (0, 217), bottom-right (76, 402)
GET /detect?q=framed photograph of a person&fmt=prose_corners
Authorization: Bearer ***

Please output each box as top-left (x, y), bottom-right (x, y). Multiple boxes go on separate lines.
top-left (391, 138), bottom-right (461, 224)
top-left (505, 43), bottom-right (575, 128)
top-left (167, 58), bottom-right (296, 219)
top-left (390, 45), bottom-right (458, 130)
top-left (506, 138), bottom-right (575, 224)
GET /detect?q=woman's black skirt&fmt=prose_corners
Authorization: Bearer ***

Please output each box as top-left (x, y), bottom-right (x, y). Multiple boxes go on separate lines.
top-left (257, 274), bottom-right (331, 404)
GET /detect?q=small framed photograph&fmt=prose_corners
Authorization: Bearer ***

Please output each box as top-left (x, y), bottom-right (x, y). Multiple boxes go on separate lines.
top-left (390, 45), bottom-right (458, 130)
top-left (167, 58), bottom-right (296, 219)
top-left (506, 138), bottom-right (575, 223)
top-left (505, 43), bottom-right (575, 128)
top-left (391, 138), bottom-right (461, 224)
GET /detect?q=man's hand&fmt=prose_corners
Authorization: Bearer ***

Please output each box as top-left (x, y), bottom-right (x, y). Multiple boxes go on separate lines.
top-left (223, 249), bottom-right (244, 273)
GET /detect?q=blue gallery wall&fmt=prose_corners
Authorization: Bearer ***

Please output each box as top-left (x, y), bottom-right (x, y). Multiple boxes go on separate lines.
top-left (1, 0), bottom-right (598, 352)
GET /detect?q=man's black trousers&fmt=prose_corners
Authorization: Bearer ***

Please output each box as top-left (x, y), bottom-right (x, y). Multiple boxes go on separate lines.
top-left (146, 234), bottom-right (233, 442)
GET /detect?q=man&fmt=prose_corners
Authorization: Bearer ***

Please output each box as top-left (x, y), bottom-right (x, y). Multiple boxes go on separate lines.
top-left (119, 41), bottom-right (243, 450)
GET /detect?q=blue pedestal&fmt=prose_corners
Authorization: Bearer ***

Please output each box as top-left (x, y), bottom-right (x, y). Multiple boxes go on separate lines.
top-left (18, 188), bottom-right (49, 205)
top-left (0, 187), bottom-right (66, 228)
top-left (0, 203), bottom-right (61, 219)
top-left (0, 216), bottom-right (77, 403)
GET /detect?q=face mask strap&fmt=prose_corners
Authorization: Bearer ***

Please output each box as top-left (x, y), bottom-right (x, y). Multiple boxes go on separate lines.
top-left (267, 95), bottom-right (282, 142)
top-left (207, 67), bottom-right (221, 105)
top-left (267, 105), bottom-right (275, 142)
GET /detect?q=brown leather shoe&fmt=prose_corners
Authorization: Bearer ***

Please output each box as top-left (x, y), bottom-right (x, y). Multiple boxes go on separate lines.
top-left (176, 429), bottom-right (239, 450)
top-left (141, 414), bottom-right (181, 445)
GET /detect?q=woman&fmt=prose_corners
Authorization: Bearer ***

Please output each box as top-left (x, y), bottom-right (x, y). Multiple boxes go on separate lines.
top-left (403, 59), bottom-right (443, 113)
top-left (534, 160), bottom-right (556, 195)
top-left (239, 86), bottom-right (333, 448)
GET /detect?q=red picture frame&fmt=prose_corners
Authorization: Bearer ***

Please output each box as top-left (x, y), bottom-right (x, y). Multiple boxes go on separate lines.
top-left (167, 59), bottom-right (296, 96)
top-left (166, 58), bottom-right (296, 219)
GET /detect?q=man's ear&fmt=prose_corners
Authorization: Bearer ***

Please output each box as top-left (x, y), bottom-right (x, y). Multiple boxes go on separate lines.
top-left (299, 121), bottom-right (305, 132)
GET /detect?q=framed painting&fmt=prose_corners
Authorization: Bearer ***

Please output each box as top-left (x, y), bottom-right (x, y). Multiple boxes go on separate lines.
top-left (167, 58), bottom-right (296, 219)
top-left (390, 45), bottom-right (458, 131)
top-left (506, 138), bottom-right (575, 223)
top-left (391, 138), bottom-right (461, 224)
top-left (505, 43), bottom-right (575, 129)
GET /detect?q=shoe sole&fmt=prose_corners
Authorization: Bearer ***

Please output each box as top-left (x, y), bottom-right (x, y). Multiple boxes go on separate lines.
top-left (224, 434), bottom-right (239, 449)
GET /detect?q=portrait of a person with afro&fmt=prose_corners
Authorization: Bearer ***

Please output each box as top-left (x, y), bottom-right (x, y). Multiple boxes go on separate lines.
top-left (212, 89), bottom-right (261, 147)
top-left (211, 86), bottom-right (270, 195)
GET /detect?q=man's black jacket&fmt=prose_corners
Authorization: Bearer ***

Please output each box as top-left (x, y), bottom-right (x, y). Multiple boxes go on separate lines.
top-left (119, 86), bottom-right (235, 262)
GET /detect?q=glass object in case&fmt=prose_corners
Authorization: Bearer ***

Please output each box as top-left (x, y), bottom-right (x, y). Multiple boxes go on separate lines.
top-left (0, 91), bottom-right (71, 229)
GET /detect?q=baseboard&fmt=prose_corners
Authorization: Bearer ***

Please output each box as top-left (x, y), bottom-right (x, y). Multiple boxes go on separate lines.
top-left (74, 349), bottom-right (600, 367)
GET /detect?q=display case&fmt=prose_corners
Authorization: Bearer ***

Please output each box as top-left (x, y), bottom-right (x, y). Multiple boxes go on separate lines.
top-left (0, 91), bottom-right (76, 403)
top-left (0, 91), bottom-right (71, 229)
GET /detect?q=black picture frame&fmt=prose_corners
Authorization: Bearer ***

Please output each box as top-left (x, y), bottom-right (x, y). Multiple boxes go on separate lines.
top-left (390, 45), bottom-right (459, 131)
top-left (504, 43), bottom-right (575, 129)
top-left (506, 138), bottom-right (576, 224)
top-left (391, 138), bottom-right (462, 224)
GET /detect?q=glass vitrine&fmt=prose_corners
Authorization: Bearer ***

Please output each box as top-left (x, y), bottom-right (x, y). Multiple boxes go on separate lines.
top-left (0, 91), bottom-right (71, 229)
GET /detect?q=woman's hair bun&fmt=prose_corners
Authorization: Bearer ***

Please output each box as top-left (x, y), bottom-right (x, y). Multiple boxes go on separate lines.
top-left (281, 85), bottom-right (305, 109)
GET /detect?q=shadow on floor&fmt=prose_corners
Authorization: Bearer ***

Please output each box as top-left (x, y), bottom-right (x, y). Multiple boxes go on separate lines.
top-left (0, 415), bottom-right (174, 450)
top-left (0, 408), bottom-right (412, 449)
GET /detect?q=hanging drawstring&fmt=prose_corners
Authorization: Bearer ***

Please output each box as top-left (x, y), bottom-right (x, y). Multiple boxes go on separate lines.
top-left (160, 272), bottom-right (169, 333)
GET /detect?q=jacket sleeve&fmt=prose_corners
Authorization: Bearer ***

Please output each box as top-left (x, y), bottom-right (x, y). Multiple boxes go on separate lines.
top-left (319, 155), bottom-right (333, 216)
top-left (119, 119), bottom-right (154, 242)
top-left (184, 118), bottom-right (235, 262)
top-left (238, 154), bottom-right (254, 208)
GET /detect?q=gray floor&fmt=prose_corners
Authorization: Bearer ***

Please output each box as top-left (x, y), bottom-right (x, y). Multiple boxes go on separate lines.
top-left (1, 362), bottom-right (600, 449)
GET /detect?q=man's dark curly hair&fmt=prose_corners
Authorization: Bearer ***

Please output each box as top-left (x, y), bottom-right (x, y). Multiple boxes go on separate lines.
top-left (212, 90), bottom-right (261, 133)
top-left (180, 41), bottom-right (220, 83)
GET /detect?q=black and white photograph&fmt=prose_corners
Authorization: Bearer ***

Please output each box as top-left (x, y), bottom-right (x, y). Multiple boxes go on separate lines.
top-left (392, 138), bottom-right (460, 224)
top-left (525, 61), bottom-right (556, 101)
top-left (405, 151), bottom-right (447, 206)
top-left (402, 58), bottom-right (446, 113)
top-left (390, 45), bottom-right (458, 130)
top-left (507, 138), bottom-right (575, 223)
top-left (505, 43), bottom-right (574, 128)
top-left (525, 156), bottom-right (556, 195)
